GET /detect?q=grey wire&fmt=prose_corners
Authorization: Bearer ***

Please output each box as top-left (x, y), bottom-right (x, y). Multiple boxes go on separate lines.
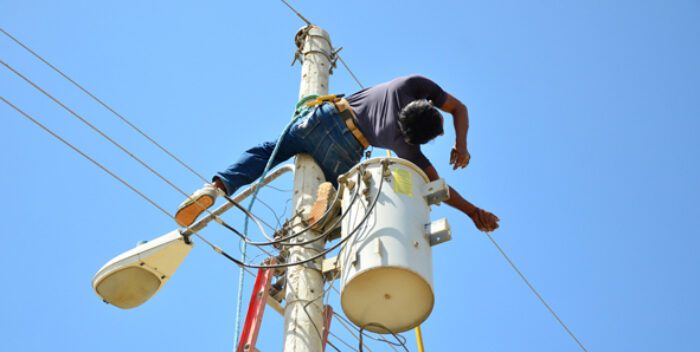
top-left (333, 312), bottom-right (403, 352)
top-left (0, 58), bottom-right (277, 248)
top-left (1, 96), bottom-right (174, 220)
top-left (337, 55), bottom-right (365, 90)
top-left (0, 27), bottom-right (210, 184)
top-left (0, 28), bottom-right (281, 234)
top-left (1, 96), bottom-right (275, 270)
top-left (279, 0), bottom-right (312, 25)
top-left (332, 312), bottom-right (374, 352)
top-left (358, 323), bottom-right (408, 352)
top-left (284, 273), bottom-right (328, 349)
top-left (276, 198), bottom-right (292, 229)
top-left (255, 196), bottom-right (285, 229)
top-left (485, 232), bottom-right (589, 352)
top-left (263, 184), bottom-right (292, 193)
top-left (285, 269), bottom-right (359, 352)
top-left (328, 331), bottom-right (359, 352)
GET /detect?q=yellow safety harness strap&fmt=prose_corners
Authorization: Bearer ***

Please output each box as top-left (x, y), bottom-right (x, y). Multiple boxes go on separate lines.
top-left (305, 94), bottom-right (344, 107)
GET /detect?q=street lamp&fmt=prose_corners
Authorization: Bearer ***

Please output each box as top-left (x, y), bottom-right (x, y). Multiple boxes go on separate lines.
top-left (92, 230), bottom-right (193, 309)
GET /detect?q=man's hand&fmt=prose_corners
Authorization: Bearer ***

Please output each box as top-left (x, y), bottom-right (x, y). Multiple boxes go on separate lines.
top-left (469, 208), bottom-right (500, 232)
top-left (450, 144), bottom-right (471, 170)
top-left (423, 165), bottom-right (499, 233)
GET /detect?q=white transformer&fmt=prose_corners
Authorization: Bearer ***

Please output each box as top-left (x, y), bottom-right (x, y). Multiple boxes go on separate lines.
top-left (338, 157), bottom-right (451, 334)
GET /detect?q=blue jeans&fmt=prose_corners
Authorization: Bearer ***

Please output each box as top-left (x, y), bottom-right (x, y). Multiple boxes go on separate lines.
top-left (215, 103), bottom-right (366, 196)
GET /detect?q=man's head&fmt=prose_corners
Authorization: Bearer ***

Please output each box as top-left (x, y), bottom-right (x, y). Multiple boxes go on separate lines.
top-left (397, 99), bottom-right (444, 145)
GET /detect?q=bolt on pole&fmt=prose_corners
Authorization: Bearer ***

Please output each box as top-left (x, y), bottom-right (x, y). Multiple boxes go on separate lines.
top-left (283, 25), bottom-right (333, 352)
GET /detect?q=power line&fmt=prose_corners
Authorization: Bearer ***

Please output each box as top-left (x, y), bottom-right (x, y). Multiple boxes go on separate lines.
top-left (485, 232), bottom-right (589, 352)
top-left (0, 27), bottom-right (210, 184)
top-left (0, 28), bottom-right (287, 237)
top-left (1, 96), bottom-right (174, 220)
top-left (337, 54), bottom-right (365, 89)
top-left (279, 0), bottom-right (311, 25)
top-left (0, 97), bottom-right (276, 270)
top-left (0, 58), bottom-right (279, 250)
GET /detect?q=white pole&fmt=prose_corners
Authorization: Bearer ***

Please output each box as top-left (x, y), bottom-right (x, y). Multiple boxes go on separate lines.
top-left (283, 25), bottom-right (332, 352)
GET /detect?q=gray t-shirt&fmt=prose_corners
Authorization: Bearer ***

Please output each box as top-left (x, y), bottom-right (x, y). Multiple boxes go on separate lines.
top-left (346, 75), bottom-right (448, 169)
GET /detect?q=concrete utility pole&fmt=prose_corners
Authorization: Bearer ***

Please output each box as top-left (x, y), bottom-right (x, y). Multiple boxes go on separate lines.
top-left (283, 25), bottom-right (333, 352)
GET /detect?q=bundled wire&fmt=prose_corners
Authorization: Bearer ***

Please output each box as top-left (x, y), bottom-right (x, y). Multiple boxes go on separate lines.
top-left (207, 163), bottom-right (387, 269)
top-left (358, 323), bottom-right (409, 352)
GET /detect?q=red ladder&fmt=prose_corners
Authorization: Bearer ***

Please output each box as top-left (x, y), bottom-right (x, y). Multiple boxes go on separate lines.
top-left (236, 267), bottom-right (334, 351)
top-left (236, 266), bottom-right (275, 352)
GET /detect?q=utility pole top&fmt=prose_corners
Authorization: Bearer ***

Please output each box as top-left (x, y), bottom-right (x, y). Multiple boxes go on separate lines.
top-left (294, 25), bottom-right (333, 100)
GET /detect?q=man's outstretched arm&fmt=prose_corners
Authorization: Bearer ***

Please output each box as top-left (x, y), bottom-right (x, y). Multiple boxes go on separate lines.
top-left (423, 165), bottom-right (500, 232)
top-left (439, 94), bottom-right (470, 170)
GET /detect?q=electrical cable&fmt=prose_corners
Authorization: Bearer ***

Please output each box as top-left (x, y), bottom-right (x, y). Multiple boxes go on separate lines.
top-left (332, 312), bottom-right (376, 352)
top-left (255, 197), bottom-right (285, 229)
top-left (359, 323), bottom-right (409, 352)
top-left (204, 164), bottom-right (386, 269)
top-left (0, 28), bottom-right (285, 236)
top-left (326, 340), bottom-right (342, 352)
top-left (284, 266), bottom-right (354, 352)
top-left (0, 28), bottom-right (290, 235)
top-left (0, 59), bottom-right (277, 251)
top-left (485, 232), bottom-right (589, 352)
top-left (0, 97), bottom-right (276, 269)
top-left (333, 312), bottom-right (400, 352)
top-left (328, 331), bottom-right (359, 352)
top-left (279, 0), bottom-right (312, 25)
top-left (218, 175), bottom-right (353, 247)
top-left (285, 275), bottom-right (328, 350)
top-left (1, 96), bottom-right (175, 221)
top-left (0, 27), bottom-right (210, 183)
top-left (263, 184), bottom-right (292, 193)
top-left (241, 172), bottom-right (362, 248)
top-left (337, 54), bottom-right (365, 90)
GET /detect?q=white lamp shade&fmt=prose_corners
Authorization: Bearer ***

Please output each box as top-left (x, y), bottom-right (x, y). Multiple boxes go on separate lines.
top-left (92, 230), bottom-right (193, 309)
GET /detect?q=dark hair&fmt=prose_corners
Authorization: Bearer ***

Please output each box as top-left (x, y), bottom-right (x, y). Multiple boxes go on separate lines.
top-left (397, 100), bottom-right (444, 145)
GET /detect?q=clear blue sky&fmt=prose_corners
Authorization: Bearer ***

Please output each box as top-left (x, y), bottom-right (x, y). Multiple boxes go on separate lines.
top-left (2, 1), bottom-right (699, 351)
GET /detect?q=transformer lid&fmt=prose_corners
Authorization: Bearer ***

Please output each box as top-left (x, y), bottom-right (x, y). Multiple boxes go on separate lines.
top-left (341, 266), bottom-right (434, 333)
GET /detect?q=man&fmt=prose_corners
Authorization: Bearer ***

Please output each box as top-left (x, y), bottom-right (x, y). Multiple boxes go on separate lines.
top-left (175, 75), bottom-right (499, 232)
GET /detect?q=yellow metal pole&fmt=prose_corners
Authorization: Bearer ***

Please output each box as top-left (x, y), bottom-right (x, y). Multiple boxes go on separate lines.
top-left (415, 326), bottom-right (425, 352)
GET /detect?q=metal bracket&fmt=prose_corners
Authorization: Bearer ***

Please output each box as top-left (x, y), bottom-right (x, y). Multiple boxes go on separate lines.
top-left (321, 256), bottom-right (340, 281)
top-left (425, 218), bottom-right (452, 246)
top-left (374, 238), bottom-right (383, 257)
top-left (423, 178), bottom-right (450, 206)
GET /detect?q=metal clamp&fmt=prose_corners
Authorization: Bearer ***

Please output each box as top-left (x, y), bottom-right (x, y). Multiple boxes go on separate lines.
top-left (425, 218), bottom-right (452, 246)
